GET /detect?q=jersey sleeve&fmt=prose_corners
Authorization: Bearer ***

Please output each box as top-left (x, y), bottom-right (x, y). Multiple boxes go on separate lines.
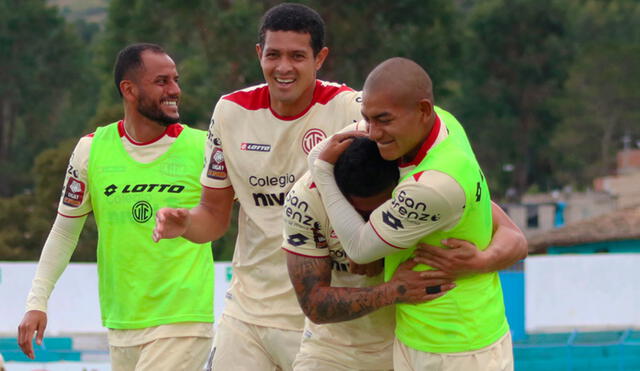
top-left (282, 180), bottom-right (330, 258)
top-left (58, 136), bottom-right (93, 217)
top-left (342, 90), bottom-right (363, 125)
top-left (200, 100), bottom-right (232, 189)
top-left (368, 170), bottom-right (465, 248)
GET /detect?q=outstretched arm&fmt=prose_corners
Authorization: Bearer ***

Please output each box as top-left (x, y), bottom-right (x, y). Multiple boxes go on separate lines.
top-left (153, 185), bottom-right (234, 243)
top-left (413, 201), bottom-right (528, 276)
top-left (286, 253), bottom-right (454, 324)
top-left (19, 214), bottom-right (86, 359)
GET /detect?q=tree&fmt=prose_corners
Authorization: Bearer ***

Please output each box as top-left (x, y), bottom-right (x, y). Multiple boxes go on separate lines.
top-left (0, 139), bottom-right (98, 261)
top-left (452, 0), bottom-right (571, 198)
top-left (550, 0), bottom-right (640, 186)
top-left (0, 0), bottom-right (98, 196)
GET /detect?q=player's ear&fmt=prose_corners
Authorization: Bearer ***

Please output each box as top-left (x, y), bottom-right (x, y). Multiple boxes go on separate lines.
top-left (314, 47), bottom-right (329, 71)
top-left (418, 98), bottom-right (433, 120)
top-left (120, 80), bottom-right (137, 102)
top-left (256, 43), bottom-right (263, 60)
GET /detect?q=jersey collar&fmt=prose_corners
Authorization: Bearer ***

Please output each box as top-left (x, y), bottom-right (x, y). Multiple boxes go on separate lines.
top-left (398, 114), bottom-right (443, 168)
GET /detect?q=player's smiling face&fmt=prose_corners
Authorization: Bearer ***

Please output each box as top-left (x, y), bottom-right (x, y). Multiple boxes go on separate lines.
top-left (134, 51), bottom-right (181, 126)
top-left (257, 30), bottom-right (328, 117)
top-left (362, 89), bottom-right (428, 162)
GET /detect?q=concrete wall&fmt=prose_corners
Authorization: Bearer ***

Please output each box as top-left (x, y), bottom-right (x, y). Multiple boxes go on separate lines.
top-left (525, 254), bottom-right (640, 333)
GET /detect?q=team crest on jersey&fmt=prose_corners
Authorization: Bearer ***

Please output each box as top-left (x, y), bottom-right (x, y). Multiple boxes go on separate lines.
top-left (62, 177), bottom-right (85, 207)
top-left (240, 142), bottom-right (271, 152)
top-left (302, 128), bottom-right (327, 155)
top-left (207, 148), bottom-right (227, 180)
top-left (132, 200), bottom-right (153, 223)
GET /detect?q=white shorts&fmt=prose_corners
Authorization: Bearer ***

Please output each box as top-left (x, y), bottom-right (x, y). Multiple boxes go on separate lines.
top-left (293, 333), bottom-right (392, 370)
top-left (393, 331), bottom-right (513, 371)
top-left (211, 314), bottom-right (303, 371)
top-left (110, 335), bottom-right (212, 371)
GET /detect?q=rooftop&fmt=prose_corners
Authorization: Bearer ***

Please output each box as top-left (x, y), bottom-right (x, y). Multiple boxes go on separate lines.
top-left (527, 205), bottom-right (640, 253)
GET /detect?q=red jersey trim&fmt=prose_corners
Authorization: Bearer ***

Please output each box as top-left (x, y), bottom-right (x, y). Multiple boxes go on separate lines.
top-left (57, 211), bottom-right (91, 218)
top-left (84, 133), bottom-right (95, 138)
top-left (281, 247), bottom-right (328, 259)
top-left (223, 80), bottom-right (354, 121)
top-left (369, 220), bottom-right (406, 250)
top-left (202, 184), bottom-right (233, 190)
top-left (399, 114), bottom-right (442, 168)
top-left (413, 171), bottom-right (426, 181)
top-left (118, 120), bottom-right (183, 146)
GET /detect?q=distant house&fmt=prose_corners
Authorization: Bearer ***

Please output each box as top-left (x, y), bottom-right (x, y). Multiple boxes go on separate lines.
top-left (594, 148), bottom-right (640, 208)
top-left (502, 190), bottom-right (617, 238)
top-left (527, 205), bottom-right (640, 254)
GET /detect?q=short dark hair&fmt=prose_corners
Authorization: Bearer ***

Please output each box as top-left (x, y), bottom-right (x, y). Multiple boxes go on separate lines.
top-left (334, 137), bottom-right (399, 198)
top-left (113, 43), bottom-right (166, 97)
top-left (258, 3), bottom-right (325, 56)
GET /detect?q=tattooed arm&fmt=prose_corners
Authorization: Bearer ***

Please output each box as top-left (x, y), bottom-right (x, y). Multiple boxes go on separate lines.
top-left (286, 253), bottom-right (455, 324)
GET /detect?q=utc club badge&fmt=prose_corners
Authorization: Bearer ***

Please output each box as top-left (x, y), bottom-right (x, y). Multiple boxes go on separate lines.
top-left (132, 200), bottom-right (153, 223)
top-left (302, 128), bottom-right (326, 155)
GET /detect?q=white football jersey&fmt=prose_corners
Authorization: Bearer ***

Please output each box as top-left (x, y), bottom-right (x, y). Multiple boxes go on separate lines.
top-left (201, 80), bottom-right (362, 330)
top-left (283, 171), bottom-right (394, 369)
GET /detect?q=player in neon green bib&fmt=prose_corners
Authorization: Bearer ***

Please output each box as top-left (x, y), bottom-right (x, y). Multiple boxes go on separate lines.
top-left (19, 44), bottom-right (214, 370)
top-left (89, 121), bottom-right (212, 329)
top-left (311, 58), bottom-right (522, 370)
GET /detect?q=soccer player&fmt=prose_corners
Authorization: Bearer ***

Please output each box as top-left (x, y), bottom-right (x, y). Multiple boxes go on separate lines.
top-left (152, 4), bottom-right (363, 370)
top-left (310, 57), bottom-right (522, 370)
top-left (17, 43), bottom-right (213, 370)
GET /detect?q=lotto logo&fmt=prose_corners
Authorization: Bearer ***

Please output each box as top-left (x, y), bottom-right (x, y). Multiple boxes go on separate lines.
top-left (240, 142), bottom-right (271, 152)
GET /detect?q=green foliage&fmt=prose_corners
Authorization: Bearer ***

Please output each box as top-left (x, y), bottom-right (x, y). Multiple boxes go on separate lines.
top-left (316, 0), bottom-right (463, 97)
top-left (452, 0), bottom-right (571, 197)
top-left (0, 138), bottom-right (99, 260)
top-left (550, 0), bottom-right (640, 186)
top-left (0, 0), bottom-right (99, 196)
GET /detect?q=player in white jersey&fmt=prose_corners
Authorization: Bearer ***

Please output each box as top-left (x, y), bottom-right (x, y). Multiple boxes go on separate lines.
top-left (152, 4), bottom-right (364, 370)
top-left (18, 44), bottom-right (213, 371)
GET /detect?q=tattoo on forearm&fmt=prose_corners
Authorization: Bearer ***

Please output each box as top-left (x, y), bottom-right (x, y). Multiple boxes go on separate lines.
top-left (287, 254), bottom-right (395, 323)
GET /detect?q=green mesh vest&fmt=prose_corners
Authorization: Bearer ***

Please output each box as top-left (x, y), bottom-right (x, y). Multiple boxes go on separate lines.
top-left (88, 122), bottom-right (213, 329)
top-left (385, 107), bottom-right (509, 352)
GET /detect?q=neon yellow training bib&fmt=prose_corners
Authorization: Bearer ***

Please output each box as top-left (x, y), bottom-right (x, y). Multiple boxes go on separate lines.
top-left (88, 122), bottom-right (213, 329)
top-left (385, 107), bottom-right (509, 353)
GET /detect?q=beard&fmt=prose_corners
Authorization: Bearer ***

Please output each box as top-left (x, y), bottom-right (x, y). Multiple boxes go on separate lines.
top-left (136, 94), bottom-right (179, 127)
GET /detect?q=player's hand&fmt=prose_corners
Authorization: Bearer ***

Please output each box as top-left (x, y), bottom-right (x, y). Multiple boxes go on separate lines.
top-left (413, 239), bottom-right (487, 277)
top-left (348, 258), bottom-right (383, 277)
top-left (18, 310), bottom-right (47, 359)
top-left (318, 131), bottom-right (367, 164)
top-left (153, 207), bottom-right (191, 242)
top-left (388, 260), bottom-right (455, 304)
